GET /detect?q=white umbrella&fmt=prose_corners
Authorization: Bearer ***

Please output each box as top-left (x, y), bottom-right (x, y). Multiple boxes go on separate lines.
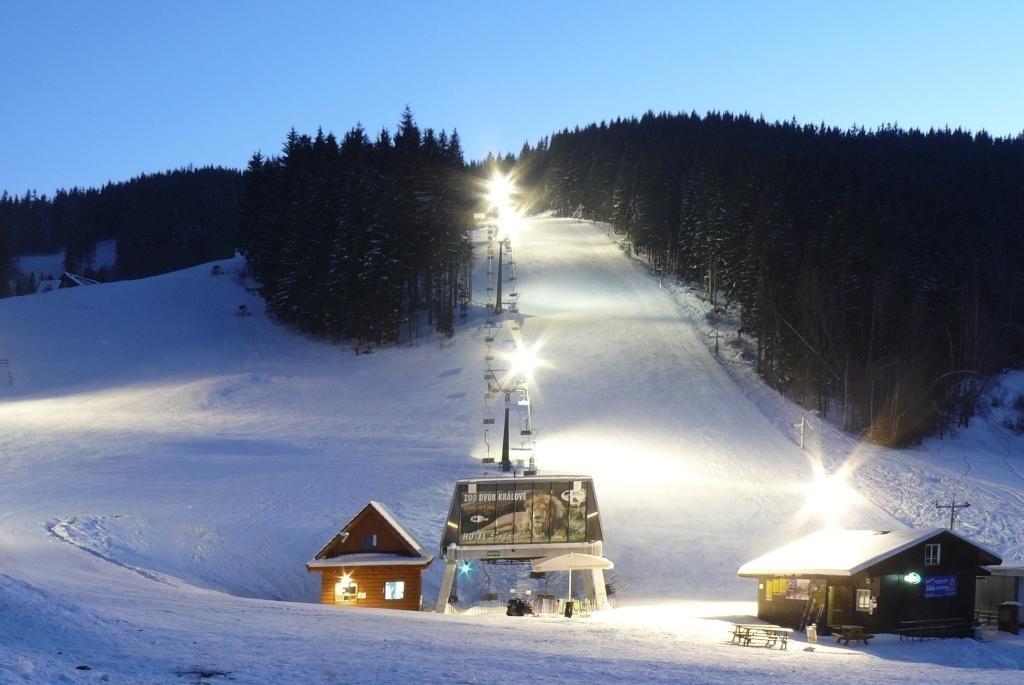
top-left (531, 553), bottom-right (614, 611)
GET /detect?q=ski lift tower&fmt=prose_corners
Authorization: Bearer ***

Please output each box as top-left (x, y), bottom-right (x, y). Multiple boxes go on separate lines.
top-left (487, 174), bottom-right (515, 315)
top-left (484, 364), bottom-right (528, 473)
top-left (435, 475), bottom-right (612, 613)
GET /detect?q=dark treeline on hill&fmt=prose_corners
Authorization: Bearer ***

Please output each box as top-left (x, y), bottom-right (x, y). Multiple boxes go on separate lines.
top-left (237, 109), bottom-right (473, 344)
top-left (519, 111), bottom-right (1024, 446)
top-left (0, 167), bottom-right (242, 295)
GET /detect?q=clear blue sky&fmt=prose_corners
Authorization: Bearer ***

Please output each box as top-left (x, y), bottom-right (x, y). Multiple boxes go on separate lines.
top-left (2, 0), bottom-right (1022, 195)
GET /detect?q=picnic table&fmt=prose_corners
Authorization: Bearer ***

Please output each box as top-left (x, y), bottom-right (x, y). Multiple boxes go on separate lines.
top-left (730, 623), bottom-right (793, 650)
top-left (892, 618), bottom-right (972, 640)
top-left (830, 624), bottom-right (874, 646)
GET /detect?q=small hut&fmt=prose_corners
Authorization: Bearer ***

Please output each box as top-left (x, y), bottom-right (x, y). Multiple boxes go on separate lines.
top-left (59, 272), bottom-right (100, 288)
top-left (738, 528), bottom-right (1001, 635)
top-left (307, 501), bottom-right (433, 611)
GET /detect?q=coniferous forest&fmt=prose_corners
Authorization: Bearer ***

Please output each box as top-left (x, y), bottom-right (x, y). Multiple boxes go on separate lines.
top-left (3, 108), bottom-right (1023, 447)
top-left (0, 167), bottom-right (242, 295)
top-left (517, 111), bottom-right (1024, 445)
top-left (236, 109), bottom-right (473, 344)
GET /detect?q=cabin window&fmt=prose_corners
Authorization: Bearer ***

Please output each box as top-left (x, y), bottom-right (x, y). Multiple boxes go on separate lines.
top-left (856, 589), bottom-right (872, 612)
top-left (362, 534), bottom-right (377, 550)
top-left (764, 578), bottom-right (788, 601)
top-left (925, 543), bottom-right (941, 566)
top-left (384, 581), bottom-right (405, 600)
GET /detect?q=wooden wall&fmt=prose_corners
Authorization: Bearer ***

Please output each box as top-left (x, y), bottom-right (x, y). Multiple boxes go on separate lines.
top-left (871, 531), bottom-right (991, 630)
top-left (316, 565), bottom-right (425, 611)
top-left (320, 507), bottom-right (415, 558)
top-left (752, 532), bottom-right (997, 634)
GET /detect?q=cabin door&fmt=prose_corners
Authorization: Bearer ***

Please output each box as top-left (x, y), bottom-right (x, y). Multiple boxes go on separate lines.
top-left (827, 585), bottom-right (853, 627)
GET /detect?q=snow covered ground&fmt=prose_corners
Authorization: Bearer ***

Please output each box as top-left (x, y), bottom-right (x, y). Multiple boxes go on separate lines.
top-left (0, 217), bottom-right (1021, 683)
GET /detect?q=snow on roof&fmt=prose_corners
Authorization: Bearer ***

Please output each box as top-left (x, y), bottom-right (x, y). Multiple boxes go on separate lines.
top-left (306, 552), bottom-right (433, 569)
top-left (367, 500), bottom-right (426, 556)
top-left (454, 474), bottom-right (591, 484)
top-left (310, 500), bottom-right (431, 566)
top-left (61, 272), bottom-right (100, 287)
top-left (738, 528), bottom-right (1001, 577)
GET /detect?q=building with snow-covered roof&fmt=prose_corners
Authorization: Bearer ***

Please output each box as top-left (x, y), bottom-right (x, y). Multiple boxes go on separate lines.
top-left (306, 501), bottom-right (433, 611)
top-left (59, 272), bottom-right (100, 288)
top-left (737, 528), bottom-right (1001, 635)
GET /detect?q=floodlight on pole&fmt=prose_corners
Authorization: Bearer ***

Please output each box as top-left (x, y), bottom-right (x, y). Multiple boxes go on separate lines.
top-left (495, 237), bottom-right (504, 314)
top-left (487, 173), bottom-right (515, 212)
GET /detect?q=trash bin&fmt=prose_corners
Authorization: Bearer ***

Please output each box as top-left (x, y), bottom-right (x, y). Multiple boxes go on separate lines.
top-left (563, 600), bottom-right (574, 618)
top-left (997, 601), bottom-right (1021, 635)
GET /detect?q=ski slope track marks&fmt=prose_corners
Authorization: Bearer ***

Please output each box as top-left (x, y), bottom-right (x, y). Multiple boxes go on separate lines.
top-left (0, 217), bottom-right (1022, 683)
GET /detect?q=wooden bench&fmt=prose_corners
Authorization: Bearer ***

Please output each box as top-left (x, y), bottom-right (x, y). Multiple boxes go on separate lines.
top-left (730, 624), bottom-right (793, 650)
top-left (830, 624), bottom-right (874, 646)
top-left (892, 618), bottom-right (973, 641)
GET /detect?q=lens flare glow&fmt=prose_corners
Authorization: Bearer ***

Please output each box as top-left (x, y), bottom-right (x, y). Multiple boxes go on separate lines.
top-left (796, 460), bottom-right (861, 529)
top-left (500, 334), bottom-right (549, 388)
top-left (497, 208), bottom-right (525, 244)
top-left (487, 172), bottom-right (515, 211)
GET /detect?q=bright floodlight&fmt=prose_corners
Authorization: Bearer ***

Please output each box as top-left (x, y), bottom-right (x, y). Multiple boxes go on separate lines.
top-left (498, 207), bottom-right (524, 243)
top-left (487, 172), bottom-right (515, 211)
top-left (503, 338), bottom-right (547, 387)
top-left (798, 462), bottom-right (859, 529)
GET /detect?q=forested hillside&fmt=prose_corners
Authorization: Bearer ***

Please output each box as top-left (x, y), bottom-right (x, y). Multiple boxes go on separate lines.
top-left (0, 167), bottom-right (242, 292)
top-left (237, 109), bottom-right (473, 343)
top-left (520, 112), bottom-right (1024, 445)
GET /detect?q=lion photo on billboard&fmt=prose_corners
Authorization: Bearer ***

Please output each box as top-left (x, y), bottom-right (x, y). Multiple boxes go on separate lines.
top-left (475, 491), bottom-right (569, 541)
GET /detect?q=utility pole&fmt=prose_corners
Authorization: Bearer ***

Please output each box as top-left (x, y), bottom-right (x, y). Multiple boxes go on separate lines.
top-left (708, 330), bottom-right (721, 357)
top-left (791, 416), bottom-right (812, 449)
top-left (936, 500), bottom-right (970, 531)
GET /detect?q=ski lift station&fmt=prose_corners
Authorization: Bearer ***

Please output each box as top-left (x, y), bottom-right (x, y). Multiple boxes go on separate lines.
top-left (434, 475), bottom-right (612, 613)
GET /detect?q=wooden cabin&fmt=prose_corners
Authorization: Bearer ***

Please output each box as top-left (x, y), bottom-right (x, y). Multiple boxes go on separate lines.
top-left (738, 528), bottom-right (1001, 636)
top-left (59, 272), bottom-right (100, 288)
top-left (306, 501), bottom-right (433, 611)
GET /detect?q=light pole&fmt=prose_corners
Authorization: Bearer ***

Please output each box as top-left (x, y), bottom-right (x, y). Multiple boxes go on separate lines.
top-left (500, 391), bottom-right (512, 471)
top-left (486, 173), bottom-right (516, 315)
top-left (486, 342), bottom-right (540, 473)
top-left (494, 238), bottom-right (504, 314)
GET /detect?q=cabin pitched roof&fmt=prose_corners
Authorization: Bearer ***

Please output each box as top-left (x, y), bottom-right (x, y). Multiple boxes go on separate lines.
top-left (308, 501), bottom-right (433, 569)
top-left (59, 272), bottom-right (100, 288)
top-left (738, 528), bottom-right (1001, 577)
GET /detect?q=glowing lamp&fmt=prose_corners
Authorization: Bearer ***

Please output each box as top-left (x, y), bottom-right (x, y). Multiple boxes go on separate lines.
top-left (458, 561), bottom-right (473, 576)
top-left (903, 572), bottom-right (922, 585)
top-left (487, 173), bottom-right (514, 209)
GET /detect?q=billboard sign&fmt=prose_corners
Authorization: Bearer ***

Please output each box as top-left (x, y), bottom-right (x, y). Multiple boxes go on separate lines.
top-left (924, 574), bottom-right (957, 598)
top-left (441, 477), bottom-right (602, 548)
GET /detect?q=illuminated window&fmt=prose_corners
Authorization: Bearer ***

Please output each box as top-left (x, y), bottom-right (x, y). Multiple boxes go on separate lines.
top-left (764, 578), bottom-right (789, 601)
top-left (856, 589), bottom-right (872, 612)
top-left (384, 581), bottom-right (405, 600)
top-left (336, 581), bottom-right (358, 603)
top-left (925, 544), bottom-right (941, 566)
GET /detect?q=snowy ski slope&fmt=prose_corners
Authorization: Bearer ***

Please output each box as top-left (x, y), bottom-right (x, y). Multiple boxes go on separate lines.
top-left (0, 216), bottom-right (1022, 683)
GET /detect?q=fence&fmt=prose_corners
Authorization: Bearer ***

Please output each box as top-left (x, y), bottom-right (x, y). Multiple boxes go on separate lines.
top-left (448, 595), bottom-right (612, 618)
